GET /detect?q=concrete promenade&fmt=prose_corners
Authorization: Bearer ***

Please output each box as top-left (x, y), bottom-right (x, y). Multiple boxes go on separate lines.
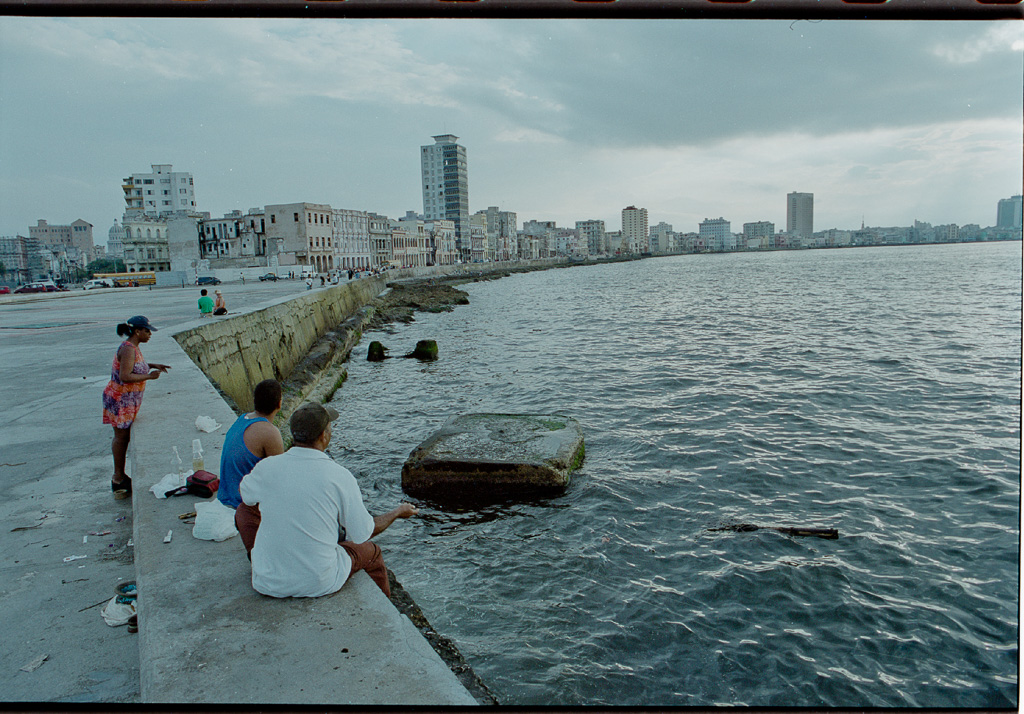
top-left (0, 277), bottom-right (478, 704)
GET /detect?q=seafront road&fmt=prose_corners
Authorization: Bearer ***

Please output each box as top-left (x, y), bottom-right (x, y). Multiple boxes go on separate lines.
top-left (0, 278), bottom-right (323, 702)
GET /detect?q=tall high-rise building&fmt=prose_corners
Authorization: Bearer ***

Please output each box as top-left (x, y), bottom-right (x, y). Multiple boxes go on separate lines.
top-left (421, 135), bottom-right (469, 260)
top-left (997, 195), bottom-right (1023, 229)
top-left (787, 192), bottom-right (814, 238)
top-left (123, 164), bottom-right (196, 217)
top-left (622, 206), bottom-right (649, 253)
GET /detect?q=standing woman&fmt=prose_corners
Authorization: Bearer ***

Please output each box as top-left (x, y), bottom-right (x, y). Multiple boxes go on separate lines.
top-left (102, 316), bottom-right (170, 498)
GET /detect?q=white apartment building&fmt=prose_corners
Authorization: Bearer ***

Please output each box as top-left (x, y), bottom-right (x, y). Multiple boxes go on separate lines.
top-left (649, 222), bottom-right (673, 254)
top-left (604, 230), bottom-right (622, 254)
top-left (576, 220), bottom-right (606, 256)
top-left (394, 214), bottom-right (429, 268)
top-left (699, 218), bottom-right (732, 252)
top-left (421, 134), bottom-right (469, 259)
top-left (787, 192), bottom-right (814, 239)
top-left (621, 206), bottom-right (649, 254)
top-left (426, 219), bottom-right (457, 266)
top-left (468, 213), bottom-right (488, 263)
top-left (743, 221), bottom-right (775, 250)
top-left (265, 203), bottom-right (333, 273)
top-left (368, 213), bottom-right (392, 268)
top-left (123, 164), bottom-right (196, 217)
top-left (334, 208), bottom-right (372, 271)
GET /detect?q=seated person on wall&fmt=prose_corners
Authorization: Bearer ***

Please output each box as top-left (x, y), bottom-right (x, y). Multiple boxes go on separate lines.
top-left (220, 379), bottom-right (285, 556)
top-left (239, 403), bottom-right (418, 599)
top-left (213, 289), bottom-right (228, 315)
top-left (198, 289), bottom-right (214, 316)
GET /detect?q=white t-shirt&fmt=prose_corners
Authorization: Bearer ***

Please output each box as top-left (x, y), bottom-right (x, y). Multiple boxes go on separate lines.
top-left (240, 447), bottom-right (375, 598)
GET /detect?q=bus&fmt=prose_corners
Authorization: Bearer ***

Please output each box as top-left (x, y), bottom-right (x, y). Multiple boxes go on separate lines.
top-left (94, 271), bottom-right (156, 287)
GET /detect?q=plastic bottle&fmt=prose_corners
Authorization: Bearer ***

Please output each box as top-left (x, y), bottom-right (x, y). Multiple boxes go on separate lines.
top-left (173, 446), bottom-right (187, 487)
top-left (192, 439), bottom-right (204, 474)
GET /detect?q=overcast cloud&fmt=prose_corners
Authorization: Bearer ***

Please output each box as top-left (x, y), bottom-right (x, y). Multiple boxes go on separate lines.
top-left (0, 18), bottom-right (1020, 242)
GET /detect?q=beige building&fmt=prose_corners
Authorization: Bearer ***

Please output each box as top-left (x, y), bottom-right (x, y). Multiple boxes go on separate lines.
top-left (265, 203), bottom-right (334, 273)
top-left (621, 206), bottom-right (649, 254)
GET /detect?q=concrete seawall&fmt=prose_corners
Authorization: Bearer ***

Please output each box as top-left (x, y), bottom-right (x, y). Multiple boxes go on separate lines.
top-left (172, 258), bottom-right (573, 413)
top-left (129, 258), bottom-right (575, 704)
top-left (173, 276), bottom-right (386, 412)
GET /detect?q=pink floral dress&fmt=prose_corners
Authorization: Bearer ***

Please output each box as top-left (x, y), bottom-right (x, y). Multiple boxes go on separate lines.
top-left (102, 341), bottom-right (149, 429)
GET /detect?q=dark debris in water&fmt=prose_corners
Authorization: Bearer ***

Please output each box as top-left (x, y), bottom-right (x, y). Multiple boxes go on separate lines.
top-left (709, 523), bottom-right (839, 539)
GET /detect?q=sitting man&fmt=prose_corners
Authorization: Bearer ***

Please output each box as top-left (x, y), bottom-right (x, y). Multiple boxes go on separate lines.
top-left (239, 403), bottom-right (417, 598)
top-left (219, 379), bottom-right (285, 556)
top-left (198, 289), bottom-right (214, 317)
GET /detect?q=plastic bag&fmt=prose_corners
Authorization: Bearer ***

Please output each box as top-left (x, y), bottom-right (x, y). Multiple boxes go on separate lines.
top-left (195, 416), bottom-right (222, 433)
top-left (149, 473), bottom-right (182, 499)
top-left (192, 499), bottom-right (238, 541)
top-left (101, 596), bottom-right (136, 626)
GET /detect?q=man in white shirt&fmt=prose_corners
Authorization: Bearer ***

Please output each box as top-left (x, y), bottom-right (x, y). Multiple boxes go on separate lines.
top-left (240, 403), bottom-right (418, 598)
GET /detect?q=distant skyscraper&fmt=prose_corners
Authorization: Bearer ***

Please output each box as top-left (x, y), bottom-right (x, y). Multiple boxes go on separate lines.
top-left (787, 192), bottom-right (814, 238)
top-left (621, 206), bottom-right (649, 253)
top-left (122, 164), bottom-right (196, 217)
top-left (997, 195), bottom-right (1023, 229)
top-left (421, 135), bottom-right (469, 260)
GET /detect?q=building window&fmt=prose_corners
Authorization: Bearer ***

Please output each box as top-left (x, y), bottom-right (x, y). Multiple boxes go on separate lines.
top-left (271, 215), bottom-right (276, 224)
top-left (295, 213), bottom-right (300, 222)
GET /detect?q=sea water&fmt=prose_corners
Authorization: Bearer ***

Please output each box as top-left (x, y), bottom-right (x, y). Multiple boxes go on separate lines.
top-left (328, 242), bottom-right (1020, 707)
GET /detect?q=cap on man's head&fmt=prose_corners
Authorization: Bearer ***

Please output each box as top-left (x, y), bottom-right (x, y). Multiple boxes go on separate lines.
top-left (127, 315), bottom-right (157, 332)
top-left (290, 403), bottom-right (339, 443)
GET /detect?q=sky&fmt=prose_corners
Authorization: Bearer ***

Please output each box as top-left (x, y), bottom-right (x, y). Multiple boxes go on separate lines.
top-left (0, 18), bottom-right (1021, 246)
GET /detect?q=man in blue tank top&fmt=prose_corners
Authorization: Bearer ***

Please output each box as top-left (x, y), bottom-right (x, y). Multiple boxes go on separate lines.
top-left (219, 379), bottom-right (285, 555)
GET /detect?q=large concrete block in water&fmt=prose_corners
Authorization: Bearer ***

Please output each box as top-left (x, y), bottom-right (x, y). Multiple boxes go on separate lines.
top-left (401, 413), bottom-right (585, 498)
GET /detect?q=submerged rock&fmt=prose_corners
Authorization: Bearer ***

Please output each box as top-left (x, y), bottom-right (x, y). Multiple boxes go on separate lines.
top-left (403, 339), bottom-right (438, 361)
top-left (401, 413), bottom-right (585, 500)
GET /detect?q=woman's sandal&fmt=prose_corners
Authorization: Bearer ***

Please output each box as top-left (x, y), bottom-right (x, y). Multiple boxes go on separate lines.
top-left (111, 476), bottom-right (132, 500)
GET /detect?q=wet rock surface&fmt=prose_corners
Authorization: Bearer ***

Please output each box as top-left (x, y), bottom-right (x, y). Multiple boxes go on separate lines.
top-left (365, 280), bottom-right (471, 332)
top-left (402, 414), bottom-right (585, 500)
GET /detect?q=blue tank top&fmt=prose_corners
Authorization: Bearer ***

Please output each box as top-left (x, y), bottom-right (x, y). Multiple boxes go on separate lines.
top-left (218, 414), bottom-right (269, 508)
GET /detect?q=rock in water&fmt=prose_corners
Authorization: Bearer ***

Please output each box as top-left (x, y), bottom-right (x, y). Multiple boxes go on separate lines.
top-left (403, 339), bottom-right (438, 361)
top-left (367, 341), bottom-right (388, 361)
top-left (401, 413), bottom-right (585, 500)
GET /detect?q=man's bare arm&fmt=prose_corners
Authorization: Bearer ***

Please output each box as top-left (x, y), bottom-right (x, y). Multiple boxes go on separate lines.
top-left (372, 503), bottom-right (419, 537)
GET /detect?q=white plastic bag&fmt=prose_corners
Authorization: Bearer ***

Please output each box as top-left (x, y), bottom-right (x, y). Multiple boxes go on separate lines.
top-left (195, 416), bottom-right (221, 433)
top-left (192, 499), bottom-right (238, 541)
top-left (100, 596), bottom-right (136, 626)
top-left (149, 473), bottom-right (182, 499)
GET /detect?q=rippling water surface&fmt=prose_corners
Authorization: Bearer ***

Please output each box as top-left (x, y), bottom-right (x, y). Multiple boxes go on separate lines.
top-left (328, 243), bottom-right (1020, 706)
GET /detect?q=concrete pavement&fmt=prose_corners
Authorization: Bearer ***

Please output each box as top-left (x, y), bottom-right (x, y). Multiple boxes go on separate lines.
top-left (0, 277), bottom-right (478, 704)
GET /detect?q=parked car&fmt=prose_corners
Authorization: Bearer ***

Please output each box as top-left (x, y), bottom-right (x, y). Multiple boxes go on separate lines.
top-left (14, 282), bottom-right (48, 293)
top-left (196, 276), bottom-right (222, 286)
top-left (0, 286), bottom-right (10, 295)
top-left (259, 273), bottom-right (278, 282)
top-left (84, 278), bottom-right (114, 290)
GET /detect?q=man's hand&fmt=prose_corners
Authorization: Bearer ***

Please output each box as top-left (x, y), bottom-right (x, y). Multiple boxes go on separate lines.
top-left (394, 503), bottom-right (419, 519)
top-left (372, 502), bottom-right (419, 537)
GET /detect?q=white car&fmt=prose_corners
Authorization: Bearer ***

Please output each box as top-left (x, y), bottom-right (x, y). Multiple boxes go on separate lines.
top-left (84, 278), bottom-right (114, 290)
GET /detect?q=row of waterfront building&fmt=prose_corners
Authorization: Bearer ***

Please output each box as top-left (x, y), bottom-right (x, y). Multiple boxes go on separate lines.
top-left (1, 140), bottom-right (1021, 284)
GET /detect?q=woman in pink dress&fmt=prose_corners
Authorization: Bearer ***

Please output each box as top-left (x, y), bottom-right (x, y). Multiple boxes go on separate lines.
top-left (101, 316), bottom-right (170, 498)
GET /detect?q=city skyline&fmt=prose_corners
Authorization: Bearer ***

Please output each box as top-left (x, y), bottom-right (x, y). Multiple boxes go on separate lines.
top-left (0, 19), bottom-right (1021, 243)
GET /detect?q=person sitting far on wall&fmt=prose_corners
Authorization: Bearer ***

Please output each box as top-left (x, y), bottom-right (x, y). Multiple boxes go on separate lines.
top-left (239, 403), bottom-right (419, 599)
top-left (198, 289), bottom-right (214, 317)
top-left (213, 289), bottom-right (227, 315)
top-left (220, 379), bottom-right (285, 557)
